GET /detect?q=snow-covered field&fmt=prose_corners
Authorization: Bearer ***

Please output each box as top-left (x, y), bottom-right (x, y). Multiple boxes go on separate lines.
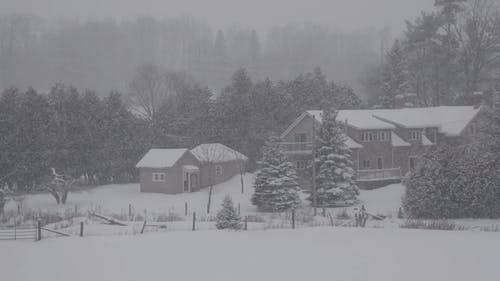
top-left (4, 174), bottom-right (259, 216)
top-left (1, 227), bottom-right (500, 281)
top-left (5, 174), bottom-right (405, 217)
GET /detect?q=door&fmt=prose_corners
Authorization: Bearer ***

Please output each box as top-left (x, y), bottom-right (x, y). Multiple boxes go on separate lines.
top-left (189, 173), bottom-right (199, 191)
top-left (377, 157), bottom-right (383, 169)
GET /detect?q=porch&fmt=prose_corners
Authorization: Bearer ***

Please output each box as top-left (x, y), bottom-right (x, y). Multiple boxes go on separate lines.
top-left (278, 142), bottom-right (313, 154)
top-left (356, 168), bottom-right (402, 181)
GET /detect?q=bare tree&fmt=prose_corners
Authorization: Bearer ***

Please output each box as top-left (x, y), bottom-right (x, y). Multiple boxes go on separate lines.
top-left (128, 64), bottom-right (190, 123)
top-left (43, 168), bottom-right (77, 205)
top-left (128, 64), bottom-right (166, 122)
top-left (454, 0), bottom-right (500, 98)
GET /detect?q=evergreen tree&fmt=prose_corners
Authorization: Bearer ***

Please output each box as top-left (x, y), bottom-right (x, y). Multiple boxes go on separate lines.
top-left (252, 136), bottom-right (301, 212)
top-left (311, 109), bottom-right (359, 206)
top-left (216, 195), bottom-right (242, 230)
top-left (380, 40), bottom-right (410, 108)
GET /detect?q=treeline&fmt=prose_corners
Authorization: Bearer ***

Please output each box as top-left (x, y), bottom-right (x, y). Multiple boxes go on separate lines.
top-left (362, 0), bottom-right (500, 107)
top-left (0, 85), bottom-right (150, 190)
top-left (0, 67), bottom-right (362, 191)
top-left (0, 15), bottom-right (378, 97)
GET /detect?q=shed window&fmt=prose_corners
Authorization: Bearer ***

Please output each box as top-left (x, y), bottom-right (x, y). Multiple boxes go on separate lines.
top-left (362, 160), bottom-right (370, 169)
top-left (215, 165), bottom-right (223, 176)
top-left (152, 173), bottom-right (165, 182)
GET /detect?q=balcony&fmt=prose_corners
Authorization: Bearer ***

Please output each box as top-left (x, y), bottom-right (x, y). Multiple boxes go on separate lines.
top-left (356, 168), bottom-right (402, 181)
top-left (279, 142), bottom-right (313, 154)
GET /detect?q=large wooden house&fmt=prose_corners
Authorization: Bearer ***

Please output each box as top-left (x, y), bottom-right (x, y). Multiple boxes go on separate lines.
top-left (280, 106), bottom-right (482, 189)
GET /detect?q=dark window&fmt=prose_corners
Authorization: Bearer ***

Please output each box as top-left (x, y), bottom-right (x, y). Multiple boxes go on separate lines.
top-left (362, 160), bottom-right (370, 169)
top-left (294, 133), bottom-right (307, 143)
top-left (296, 160), bottom-right (309, 170)
top-left (379, 131), bottom-right (388, 141)
top-left (377, 157), bottom-right (383, 169)
top-left (409, 130), bottom-right (421, 141)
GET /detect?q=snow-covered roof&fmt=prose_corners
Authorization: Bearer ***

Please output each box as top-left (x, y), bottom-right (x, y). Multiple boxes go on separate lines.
top-left (421, 134), bottom-right (435, 146)
top-left (371, 106), bottom-right (481, 136)
top-left (345, 136), bottom-right (363, 149)
top-left (307, 110), bottom-right (396, 130)
top-left (190, 143), bottom-right (248, 163)
top-left (136, 148), bottom-right (189, 168)
top-left (304, 106), bottom-right (481, 137)
top-left (391, 132), bottom-right (410, 147)
top-left (182, 165), bottom-right (199, 172)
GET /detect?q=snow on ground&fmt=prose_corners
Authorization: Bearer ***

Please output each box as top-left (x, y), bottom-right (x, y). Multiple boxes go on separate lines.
top-left (5, 173), bottom-right (258, 216)
top-left (1, 227), bottom-right (500, 281)
top-left (358, 183), bottom-right (405, 216)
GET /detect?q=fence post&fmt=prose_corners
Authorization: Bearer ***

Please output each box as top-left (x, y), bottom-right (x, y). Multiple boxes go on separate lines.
top-left (244, 216), bottom-right (248, 231)
top-left (37, 220), bottom-right (41, 241)
top-left (128, 204), bottom-right (132, 219)
top-left (140, 221), bottom-right (147, 234)
top-left (238, 203), bottom-right (241, 216)
top-left (79, 222), bottom-right (84, 237)
top-left (185, 202), bottom-right (188, 216)
top-left (14, 219), bottom-right (16, 240)
top-left (292, 209), bottom-right (295, 229)
top-left (192, 212), bottom-right (196, 231)
top-left (322, 208), bottom-right (326, 217)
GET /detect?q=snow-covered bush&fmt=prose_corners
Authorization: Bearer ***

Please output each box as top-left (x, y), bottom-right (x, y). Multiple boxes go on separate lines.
top-left (403, 143), bottom-right (500, 219)
top-left (216, 195), bottom-right (242, 230)
top-left (252, 136), bottom-right (301, 212)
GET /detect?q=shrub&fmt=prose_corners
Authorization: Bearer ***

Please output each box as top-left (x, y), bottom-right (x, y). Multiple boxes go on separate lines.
top-left (399, 220), bottom-right (467, 231)
top-left (216, 195), bottom-right (242, 230)
top-left (403, 144), bottom-right (500, 219)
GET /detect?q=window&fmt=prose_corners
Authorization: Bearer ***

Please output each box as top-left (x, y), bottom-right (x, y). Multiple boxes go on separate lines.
top-left (294, 133), bottom-right (307, 143)
top-left (377, 157), bottom-right (383, 169)
top-left (361, 132), bottom-right (372, 142)
top-left (296, 160), bottom-right (309, 170)
top-left (152, 173), bottom-right (165, 182)
top-left (362, 159), bottom-right (370, 169)
top-left (409, 156), bottom-right (418, 171)
top-left (409, 130), bottom-right (421, 141)
top-left (215, 165), bottom-right (223, 176)
top-left (379, 131), bottom-right (388, 141)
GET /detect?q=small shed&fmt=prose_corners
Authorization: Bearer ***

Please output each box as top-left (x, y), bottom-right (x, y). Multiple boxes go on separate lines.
top-left (136, 144), bottom-right (248, 194)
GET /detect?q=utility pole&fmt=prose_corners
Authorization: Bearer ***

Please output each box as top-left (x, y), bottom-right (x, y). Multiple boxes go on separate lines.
top-left (312, 115), bottom-right (317, 216)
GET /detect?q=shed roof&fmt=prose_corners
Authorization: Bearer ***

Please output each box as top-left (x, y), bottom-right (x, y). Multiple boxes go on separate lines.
top-left (190, 143), bottom-right (248, 163)
top-left (136, 148), bottom-right (189, 168)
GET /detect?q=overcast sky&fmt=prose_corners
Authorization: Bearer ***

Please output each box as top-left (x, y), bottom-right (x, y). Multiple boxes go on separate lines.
top-left (1, 0), bottom-right (434, 34)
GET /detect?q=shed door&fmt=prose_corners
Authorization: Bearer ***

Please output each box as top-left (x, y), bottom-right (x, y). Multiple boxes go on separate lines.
top-left (190, 173), bottom-right (198, 191)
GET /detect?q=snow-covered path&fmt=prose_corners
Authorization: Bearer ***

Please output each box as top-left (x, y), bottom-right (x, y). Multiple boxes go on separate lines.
top-left (1, 227), bottom-right (499, 281)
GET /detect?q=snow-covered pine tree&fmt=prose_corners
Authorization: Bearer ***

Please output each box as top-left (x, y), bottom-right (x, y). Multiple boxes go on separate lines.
top-left (216, 195), bottom-right (242, 230)
top-left (251, 136), bottom-right (301, 212)
top-left (311, 109), bottom-right (359, 206)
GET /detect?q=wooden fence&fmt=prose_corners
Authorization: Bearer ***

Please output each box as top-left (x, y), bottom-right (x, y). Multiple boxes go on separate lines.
top-left (0, 226), bottom-right (37, 241)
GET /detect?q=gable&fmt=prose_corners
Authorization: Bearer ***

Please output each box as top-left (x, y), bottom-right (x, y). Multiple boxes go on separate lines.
top-left (136, 148), bottom-right (190, 169)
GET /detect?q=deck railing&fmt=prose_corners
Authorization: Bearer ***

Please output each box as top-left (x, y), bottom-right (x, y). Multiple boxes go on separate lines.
top-left (278, 142), bottom-right (313, 153)
top-left (356, 168), bottom-right (402, 181)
